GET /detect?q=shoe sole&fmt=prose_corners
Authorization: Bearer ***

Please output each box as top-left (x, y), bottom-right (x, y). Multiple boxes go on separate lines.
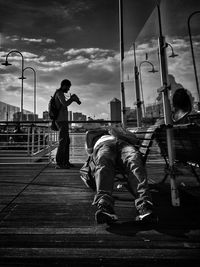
top-left (95, 211), bottom-right (118, 225)
top-left (136, 212), bottom-right (158, 223)
top-left (137, 211), bottom-right (152, 221)
top-left (55, 166), bottom-right (70, 169)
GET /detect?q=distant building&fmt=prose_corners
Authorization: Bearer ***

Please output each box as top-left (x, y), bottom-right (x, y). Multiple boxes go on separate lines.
top-left (110, 98), bottom-right (121, 122)
top-left (145, 103), bottom-right (164, 118)
top-left (43, 111), bottom-right (49, 120)
top-left (0, 101), bottom-right (20, 121)
top-left (0, 101), bottom-right (35, 121)
top-left (68, 110), bottom-right (72, 121)
top-left (27, 114), bottom-right (38, 121)
top-left (71, 112), bottom-right (87, 128)
top-left (73, 112), bottom-right (86, 121)
top-left (42, 110), bottom-right (87, 123)
top-left (13, 111), bottom-right (34, 121)
top-left (126, 107), bottom-right (136, 119)
top-left (87, 116), bottom-right (94, 121)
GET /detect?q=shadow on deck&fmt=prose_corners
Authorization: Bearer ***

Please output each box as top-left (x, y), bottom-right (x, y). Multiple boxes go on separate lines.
top-left (0, 162), bottom-right (200, 266)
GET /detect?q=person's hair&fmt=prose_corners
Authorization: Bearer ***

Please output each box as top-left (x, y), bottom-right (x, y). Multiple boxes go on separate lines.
top-left (60, 79), bottom-right (71, 87)
top-left (172, 88), bottom-right (192, 113)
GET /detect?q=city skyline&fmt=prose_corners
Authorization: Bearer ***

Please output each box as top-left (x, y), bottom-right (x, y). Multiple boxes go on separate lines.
top-left (0, 97), bottom-right (138, 122)
top-left (0, 100), bottom-right (89, 121)
top-left (1, 0), bottom-right (200, 119)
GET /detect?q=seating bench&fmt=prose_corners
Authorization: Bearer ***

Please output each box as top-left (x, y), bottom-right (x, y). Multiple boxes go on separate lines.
top-left (130, 126), bottom-right (157, 163)
top-left (154, 123), bottom-right (200, 185)
top-left (80, 124), bottom-right (200, 207)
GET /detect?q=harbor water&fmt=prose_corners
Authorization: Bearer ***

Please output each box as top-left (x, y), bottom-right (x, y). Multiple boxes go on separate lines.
top-left (52, 133), bottom-right (88, 164)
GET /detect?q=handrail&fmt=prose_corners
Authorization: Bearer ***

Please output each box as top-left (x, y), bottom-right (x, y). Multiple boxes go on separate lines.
top-left (0, 121), bottom-right (92, 165)
top-left (0, 123), bottom-right (57, 164)
top-left (0, 120), bottom-right (122, 124)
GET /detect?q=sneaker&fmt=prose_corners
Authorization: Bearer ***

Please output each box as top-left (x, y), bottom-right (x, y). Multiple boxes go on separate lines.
top-left (136, 201), bottom-right (158, 223)
top-left (95, 203), bottom-right (118, 225)
top-left (55, 164), bottom-right (70, 169)
top-left (65, 162), bottom-right (75, 168)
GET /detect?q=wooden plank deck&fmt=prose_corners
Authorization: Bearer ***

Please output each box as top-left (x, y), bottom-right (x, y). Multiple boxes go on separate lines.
top-left (0, 161), bottom-right (200, 266)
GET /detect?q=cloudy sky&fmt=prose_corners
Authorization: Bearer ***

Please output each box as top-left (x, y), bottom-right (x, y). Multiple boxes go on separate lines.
top-left (0, 0), bottom-right (200, 119)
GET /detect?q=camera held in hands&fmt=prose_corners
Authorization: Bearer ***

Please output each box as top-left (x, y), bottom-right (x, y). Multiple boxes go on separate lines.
top-left (71, 93), bottom-right (81, 105)
top-left (76, 96), bottom-right (81, 105)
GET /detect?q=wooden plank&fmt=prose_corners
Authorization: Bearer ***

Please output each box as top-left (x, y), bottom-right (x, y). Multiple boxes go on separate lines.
top-left (0, 163), bottom-right (200, 265)
top-left (0, 238), bottom-right (200, 250)
top-left (0, 247), bottom-right (200, 260)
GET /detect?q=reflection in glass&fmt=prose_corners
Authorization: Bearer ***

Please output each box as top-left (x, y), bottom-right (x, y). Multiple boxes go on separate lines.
top-left (123, 0), bottom-right (200, 117)
top-left (139, 60), bottom-right (159, 117)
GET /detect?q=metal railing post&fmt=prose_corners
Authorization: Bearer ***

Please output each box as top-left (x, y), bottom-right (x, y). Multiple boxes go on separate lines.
top-left (49, 125), bottom-right (53, 163)
top-left (37, 127), bottom-right (41, 152)
top-left (31, 126), bottom-right (35, 155)
top-left (27, 127), bottom-right (30, 156)
top-left (157, 4), bottom-right (180, 206)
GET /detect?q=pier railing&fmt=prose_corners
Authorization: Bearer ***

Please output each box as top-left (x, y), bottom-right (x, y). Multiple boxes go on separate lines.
top-left (0, 121), bottom-right (58, 164)
top-left (0, 120), bottom-right (121, 164)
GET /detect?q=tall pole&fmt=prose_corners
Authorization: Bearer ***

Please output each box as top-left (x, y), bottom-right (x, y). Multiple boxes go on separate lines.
top-left (133, 43), bottom-right (142, 127)
top-left (2, 50), bottom-right (24, 121)
top-left (23, 67), bottom-right (37, 121)
top-left (188, 11), bottom-right (200, 110)
top-left (119, 0), bottom-right (126, 126)
top-left (157, 4), bottom-right (180, 206)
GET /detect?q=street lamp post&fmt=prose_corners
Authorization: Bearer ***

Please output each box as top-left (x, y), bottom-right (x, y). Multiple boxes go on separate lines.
top-left (119, 0), bottom-right (127, 126)
top-left (157, 4), bottom-right (180, 206)
top-left (188, 11), bottom-right (200, 110)
top-left (166, 43), bottom-right (179, 58)
top-left (139, 60), bottom-right (158, 117)
top-left (133, 43), bottom-right (142, 127)
top-left (1, 50), bottom-right (25, 121)
top-left (22, 67), bottom-right (37, 121)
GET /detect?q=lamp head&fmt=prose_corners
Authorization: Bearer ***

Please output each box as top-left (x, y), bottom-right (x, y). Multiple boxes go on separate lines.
top-left (169, 52), bottom-right (179, 58)
top-left (18, 76), bottom-right (26, 80)
top-left (148, 67), bottom-right (158, 73)
top-left (1, 60), bottom-right (12, 66)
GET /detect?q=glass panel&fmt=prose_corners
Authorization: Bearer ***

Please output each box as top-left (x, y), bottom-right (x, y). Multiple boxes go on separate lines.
top-left (123, 0), bottom-right (200, 124)
top-left (160, 0), bottom-right (200, 110)
top-left (123, 3), bottom-right (160, 121)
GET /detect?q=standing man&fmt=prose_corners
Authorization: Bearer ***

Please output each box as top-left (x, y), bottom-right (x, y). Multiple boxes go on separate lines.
top-left (55, 79), bottom-right (81, 169)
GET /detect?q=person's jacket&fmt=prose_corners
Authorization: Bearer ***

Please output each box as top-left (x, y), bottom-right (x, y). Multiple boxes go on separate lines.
top-left (54, 89), bottom-right (70, 122)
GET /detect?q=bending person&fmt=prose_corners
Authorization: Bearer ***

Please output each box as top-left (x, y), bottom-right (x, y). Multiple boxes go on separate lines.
top-left (54, 79), bottom-right (81, 169)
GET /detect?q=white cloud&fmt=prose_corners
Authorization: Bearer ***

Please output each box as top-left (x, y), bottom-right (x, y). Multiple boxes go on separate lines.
top-left (64, 48), bottom-right (115, 59)
top-left (46, 38), bottom-right (56, 43)
top-left (58, 25), bottom-right (83, 34)
top-left (2, 35), bottom-right (56, 45)
top-left (22, 37), bottom-right (42, 43)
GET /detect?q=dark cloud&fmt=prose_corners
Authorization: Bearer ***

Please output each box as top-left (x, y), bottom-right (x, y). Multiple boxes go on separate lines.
top-left (5, 85), bottom-right (20, 92)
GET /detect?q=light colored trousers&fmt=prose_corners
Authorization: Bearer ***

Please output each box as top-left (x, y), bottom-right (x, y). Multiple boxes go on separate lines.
top-left (92, 139), bottom-right (152, 211)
